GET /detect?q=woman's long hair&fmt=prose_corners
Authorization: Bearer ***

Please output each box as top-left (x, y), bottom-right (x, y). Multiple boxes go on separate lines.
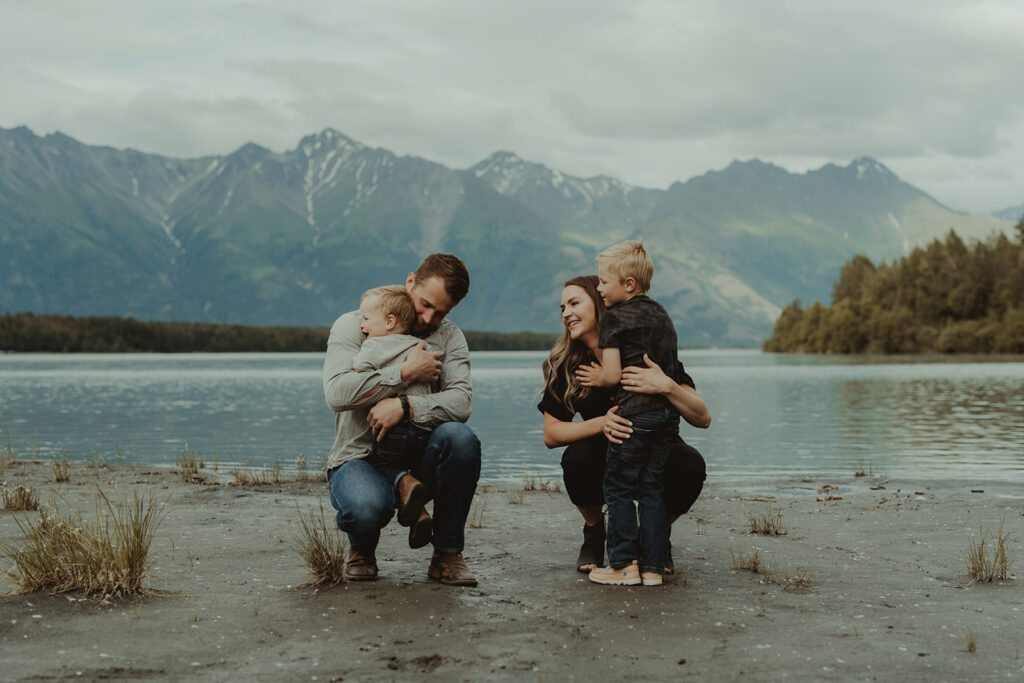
top-left (542, 275), bottom-right (606, 414)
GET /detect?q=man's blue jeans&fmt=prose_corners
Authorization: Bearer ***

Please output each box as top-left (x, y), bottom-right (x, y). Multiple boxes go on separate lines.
top-left (328, 422), bottom-right (481, 554)
top-left (604, 409), bottom-right (678, 573)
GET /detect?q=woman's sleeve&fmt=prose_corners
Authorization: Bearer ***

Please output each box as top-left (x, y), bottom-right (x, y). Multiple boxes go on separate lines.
top-left (537, 385), bottom-right (573, 422)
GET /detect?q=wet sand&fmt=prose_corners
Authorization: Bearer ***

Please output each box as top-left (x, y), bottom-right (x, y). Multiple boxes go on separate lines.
top-left (1, 461), bottom-right (1021, 681)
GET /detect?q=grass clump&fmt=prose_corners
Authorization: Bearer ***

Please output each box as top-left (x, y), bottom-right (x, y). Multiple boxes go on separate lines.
top-left (965, 519), bottom-right (1012, 584)
top-left (1, 490), bottom-right (165, 598)
top-left (294, 454), bottom-right (327, 483)
top-left (469, 493), bottom-right (491, 528)
top-left (730, 547), bottom-right (813, 591)
top-left (507, 491), bottom-right (523, 505)
top-left (231, 461), bottom-right (283, 486)
top-left (295, 499), bottom-right (346, 586)
top-left (176, 445), bottom-right (206, 483)
top-left (521, 472), bottom-right (562, 493)
top-left (964, 628), bottom-right (976, 653)
top-left (2, 485), bottom-right (40, 511)
top-left (748, 505), bottom-right (787, 536)
top-left (50, 454), bottom-right (71, 483)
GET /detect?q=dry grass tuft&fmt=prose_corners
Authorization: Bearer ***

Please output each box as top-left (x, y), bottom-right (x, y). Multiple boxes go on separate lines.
top-left (695, 517), bottom-right (709, 535)
top-left (175, 445), bottom-right (206, 483)
top-left (748, 505), bottom-right (787, 536)
top-left (469, 493), bottom-right (491, 528)
top-left (965, 519), bottom-right (1012, 584)
top-left (50, 455), bottom-right (71, 483)
top-left (964, 628), bottom-right (977, 653)
top-left (507, 491), bottom-right (523, 505)
top-left (1, 490), bottom-right (165, 598)
top-left (853, 462), bottom-right (873, 477)
top-left (231, 462), bottom-right (283, 486)
top-left (731, 548), bottom-right (763, 573)
top-left (293, 454), bottom-right (327, 483)
top-left (295, 499), bottom-right (346, 586)
top-left (730, 547), bottom-right (814, 591)
top-left (2, 485), bottom-right (40, 511)
top-left (521, 472), bottom-right (562, 493)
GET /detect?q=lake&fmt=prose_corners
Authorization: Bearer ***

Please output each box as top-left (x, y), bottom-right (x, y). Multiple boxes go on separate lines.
top-left (1, 350), bottom-right (1022, 483)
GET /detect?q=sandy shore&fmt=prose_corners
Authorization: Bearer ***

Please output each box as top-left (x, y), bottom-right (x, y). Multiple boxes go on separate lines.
top-left (1, 460), bottom-right (1021, 682)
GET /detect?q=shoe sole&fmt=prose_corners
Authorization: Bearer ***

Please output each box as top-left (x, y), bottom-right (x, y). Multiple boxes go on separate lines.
top-left (397, 481), bottom-right (429, 527)
top-left (427, 566), bottom-right (478, 586)
top-left (641, 575), bottom-right (663, 586)
top-left (343, 570), bottom-right (379, 582)
top-left (588, 574), bottom-right (641, 586)
top-left (408, 514), bottom-right (433, 549)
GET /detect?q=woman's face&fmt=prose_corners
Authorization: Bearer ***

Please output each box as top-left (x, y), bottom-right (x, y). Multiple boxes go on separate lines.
top-left (560, 285), bottom-right (598, 340)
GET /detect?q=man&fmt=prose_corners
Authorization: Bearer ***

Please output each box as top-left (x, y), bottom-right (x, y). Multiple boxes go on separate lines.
top-left (322, 253), bottom-right (481, 585)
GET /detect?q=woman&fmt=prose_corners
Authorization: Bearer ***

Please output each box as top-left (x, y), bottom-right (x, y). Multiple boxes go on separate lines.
top-left (538, 275), bottom-right (711, 572)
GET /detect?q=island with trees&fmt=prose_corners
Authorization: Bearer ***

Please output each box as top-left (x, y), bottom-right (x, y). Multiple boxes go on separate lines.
top-left (763, 223), bottom-right (1024, 354)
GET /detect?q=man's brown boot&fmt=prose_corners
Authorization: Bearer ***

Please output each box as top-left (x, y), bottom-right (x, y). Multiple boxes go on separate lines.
top-left (396, 474), bottom-right (429, 527)
top-left (427, 551), bottom-right (477, 586)
top-left (343, 549), bottom-right (378, 581)
top-left (408, 507), bottom-right (433, 549)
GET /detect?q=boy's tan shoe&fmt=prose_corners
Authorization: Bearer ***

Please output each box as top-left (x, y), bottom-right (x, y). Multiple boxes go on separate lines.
top-left (408, 506), bottom-right (433, 549)
top-left (641, 571), bottom-right (663, 586)
top-left (343, 549), bottom-right (379, 581)
top-left (588, 561), bottom-right (641, 586)
top-left (427, 551), bottom-right (477, 586)
top-left (396, 474), bottom-right (429, 527)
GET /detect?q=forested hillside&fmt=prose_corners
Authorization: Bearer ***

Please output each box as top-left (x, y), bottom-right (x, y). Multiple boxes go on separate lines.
top-left (763, 223), bottom-right (1024, 353)
top-left (0, 313), bottom-right (557, 353)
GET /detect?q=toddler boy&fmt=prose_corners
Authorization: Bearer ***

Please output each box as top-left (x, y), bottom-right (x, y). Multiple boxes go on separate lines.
top-left (352, 285), bottom-right (440, 548)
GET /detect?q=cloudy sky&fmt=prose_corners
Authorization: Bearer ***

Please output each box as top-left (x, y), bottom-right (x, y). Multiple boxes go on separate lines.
top-left (2, 0), bottom-right (1022, 213)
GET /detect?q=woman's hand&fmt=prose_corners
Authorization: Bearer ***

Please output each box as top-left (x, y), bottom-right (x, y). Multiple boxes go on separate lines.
top-left (602, 406), bottom-right (633, 444)
top-left (620, 354), bottom-right (674, 394)
top-left (575, 361), bottom-right (603, 388)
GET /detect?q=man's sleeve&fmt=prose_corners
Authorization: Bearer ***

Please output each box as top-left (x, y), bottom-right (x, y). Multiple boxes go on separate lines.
top-left (323, 312), bottom-right (407, 412)
top-left (406, 324), bottom-right (472, 427)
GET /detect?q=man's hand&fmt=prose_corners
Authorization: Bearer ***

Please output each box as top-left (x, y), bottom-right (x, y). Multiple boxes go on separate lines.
top-left (575, 361), bottom-right (604, 387)
top-left (367, 397), bottom-right (404, 441)
top-left (401, 342), bottom-right (442, 385)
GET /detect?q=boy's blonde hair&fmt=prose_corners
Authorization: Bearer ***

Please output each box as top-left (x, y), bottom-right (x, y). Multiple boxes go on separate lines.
top-left (361, 285), bottom-right (416, 333)
top-left (595, 239), bottom-right (653, 292)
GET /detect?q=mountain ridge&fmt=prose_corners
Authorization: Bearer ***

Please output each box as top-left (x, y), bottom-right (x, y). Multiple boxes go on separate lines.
top-left (0, 125), bottom-right (1012, 345)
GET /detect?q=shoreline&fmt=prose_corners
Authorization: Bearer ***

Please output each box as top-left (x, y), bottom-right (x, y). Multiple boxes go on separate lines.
top-left (2, 461), bottom-right (1022, 681)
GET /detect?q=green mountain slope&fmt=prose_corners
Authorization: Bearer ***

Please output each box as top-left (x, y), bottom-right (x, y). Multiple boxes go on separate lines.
top-left (0, 126), bottom-right (1012, 344)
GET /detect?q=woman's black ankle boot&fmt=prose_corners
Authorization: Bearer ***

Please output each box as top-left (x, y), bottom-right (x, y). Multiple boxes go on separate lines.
top-left (576, 522), bottom-right (606, 573)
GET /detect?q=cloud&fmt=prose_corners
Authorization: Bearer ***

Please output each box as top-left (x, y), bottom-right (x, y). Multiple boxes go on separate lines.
top-left (1, 0), bottom-right (1023, 211)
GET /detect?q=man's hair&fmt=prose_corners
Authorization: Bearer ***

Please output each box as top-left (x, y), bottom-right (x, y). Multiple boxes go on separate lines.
top-left (595, 239), bottom-right (653, 292)
top-left (361, 285), bottom-right (416, 333)
top-left (413, 253), bottom-right (470, 304)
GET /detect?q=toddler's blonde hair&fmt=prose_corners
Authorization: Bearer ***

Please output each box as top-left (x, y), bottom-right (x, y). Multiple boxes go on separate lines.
top-left (595, 239), bottom-right (653, 292)
top-left (361, 285), bottom-right (416, 333)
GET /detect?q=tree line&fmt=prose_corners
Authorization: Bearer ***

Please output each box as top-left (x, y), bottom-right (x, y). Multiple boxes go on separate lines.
top-left (763, 222), bottom-right (1024, 354)
top-left (0, 313), bottom-right (559, 353)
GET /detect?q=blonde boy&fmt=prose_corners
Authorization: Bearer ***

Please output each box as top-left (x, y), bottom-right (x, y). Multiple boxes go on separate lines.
top-left (589, 240), bottom-right (680, 587)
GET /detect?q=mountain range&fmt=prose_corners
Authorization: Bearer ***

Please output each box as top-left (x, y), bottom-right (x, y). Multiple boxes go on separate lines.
top-left (0, 125), bottom-right (1013, 345)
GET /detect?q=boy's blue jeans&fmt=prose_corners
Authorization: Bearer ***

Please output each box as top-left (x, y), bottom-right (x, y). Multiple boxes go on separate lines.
top-left (604, 409), bottom-right (679, 574)
top-left (328, 421), bottom-right (481, 554)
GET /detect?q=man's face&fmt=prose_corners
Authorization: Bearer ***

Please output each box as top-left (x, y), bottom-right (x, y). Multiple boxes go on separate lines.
top-left (404, 274), bottom-right (455, 333)
top-left (597, 270), bottom-right (628, 308)
top-left (358, 296), bottom-right (392, 338)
